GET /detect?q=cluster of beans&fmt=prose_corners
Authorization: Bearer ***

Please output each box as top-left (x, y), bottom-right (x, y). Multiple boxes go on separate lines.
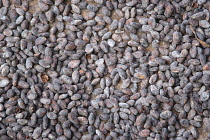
top-left (0, 0), bottom-right (210, 140)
